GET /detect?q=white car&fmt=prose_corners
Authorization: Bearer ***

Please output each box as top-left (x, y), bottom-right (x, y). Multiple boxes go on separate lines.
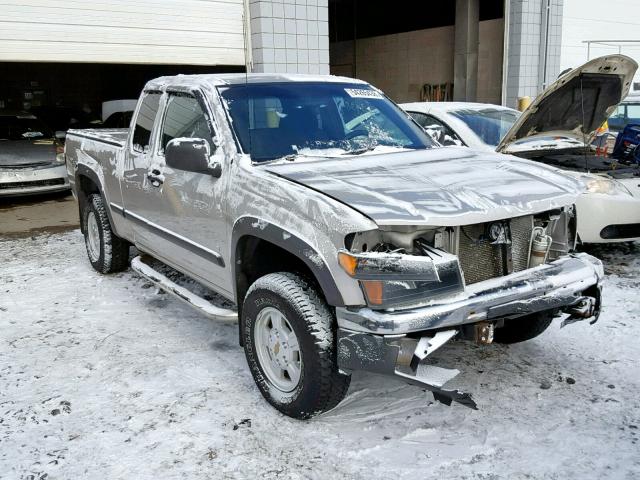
top-left (402, 54), bottom-right (640, 244)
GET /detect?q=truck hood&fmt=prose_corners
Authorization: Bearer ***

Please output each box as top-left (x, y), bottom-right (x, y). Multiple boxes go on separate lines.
top-left (0, 139), bottom-right (57, 168)
top-left (497, 55), bottom-right (638, 155)
top-left (263, 147), bottom-right (583, 226)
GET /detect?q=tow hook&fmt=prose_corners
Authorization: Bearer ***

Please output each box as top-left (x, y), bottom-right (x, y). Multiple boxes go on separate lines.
top-left (474, 322), bottom-right (494, 344)
top-left (567, 297), bottom-right (595, 319)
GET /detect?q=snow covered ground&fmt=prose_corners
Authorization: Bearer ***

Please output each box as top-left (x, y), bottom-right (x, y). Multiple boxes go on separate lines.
top-left (1, 231), bottom-right (638, 480)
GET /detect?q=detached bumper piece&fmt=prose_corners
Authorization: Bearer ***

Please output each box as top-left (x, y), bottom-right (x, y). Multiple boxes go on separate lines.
top-left (337, 328), bottom-right (477, 409)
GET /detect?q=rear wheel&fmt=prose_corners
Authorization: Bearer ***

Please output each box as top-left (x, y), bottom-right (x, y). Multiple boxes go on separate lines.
top-left (83, 194), bottom-right (129, 274)
top-left (242, 272), bottom-right (350, 419)
top-left (493, 310), bottom-right (555, 344)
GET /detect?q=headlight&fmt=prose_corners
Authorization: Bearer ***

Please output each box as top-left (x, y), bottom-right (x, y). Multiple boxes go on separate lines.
top-left (585, 177), bottom-right (630, 195)
top-left (55, 153), bottom-right (65, 164)
top-left (338, 248), bottom-right (464, 309)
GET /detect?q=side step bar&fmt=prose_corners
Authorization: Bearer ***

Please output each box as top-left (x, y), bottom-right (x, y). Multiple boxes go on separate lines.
top-left (131, 255), bottom-right (238, 321)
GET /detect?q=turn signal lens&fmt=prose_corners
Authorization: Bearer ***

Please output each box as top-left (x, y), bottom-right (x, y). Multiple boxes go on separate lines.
top-left (361, 280), bottom-right (384, 305)
top-left (338, 251), bottom-right (358, 276)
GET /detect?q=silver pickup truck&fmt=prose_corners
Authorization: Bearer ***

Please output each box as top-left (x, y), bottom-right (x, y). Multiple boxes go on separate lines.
top-left (65, 73), bottom-right (604, 419)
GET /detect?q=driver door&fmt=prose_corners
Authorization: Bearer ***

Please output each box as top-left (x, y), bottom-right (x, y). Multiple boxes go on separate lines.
top-left (134, 91), bottom-right (230, 293)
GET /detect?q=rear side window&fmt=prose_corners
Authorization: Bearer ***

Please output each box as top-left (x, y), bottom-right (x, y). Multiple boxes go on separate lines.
top-left (409, 111), bottom-right (463, 146)
top-left (160, 94), bottom-right (213, 154)
top-left (132, 92), bottom-right (161, 152)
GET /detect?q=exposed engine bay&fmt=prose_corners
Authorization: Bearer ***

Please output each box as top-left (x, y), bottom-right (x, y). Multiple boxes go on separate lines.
top-left (344, 207), bottom-right (576, 295)
top-left (516, 147), bottom-right (640, 179)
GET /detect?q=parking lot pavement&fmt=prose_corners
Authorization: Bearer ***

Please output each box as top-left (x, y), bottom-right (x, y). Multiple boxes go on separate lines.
top-left (0, 231), bottom-right (639, 480)
top-left (0, 191), bottom-right (78, 238)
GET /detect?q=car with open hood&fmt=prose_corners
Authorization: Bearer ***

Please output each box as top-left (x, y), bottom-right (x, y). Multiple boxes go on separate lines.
top-left (64, 73), bottom-right (603, 419)
top-left (403, 54), bottom-right (640, 244)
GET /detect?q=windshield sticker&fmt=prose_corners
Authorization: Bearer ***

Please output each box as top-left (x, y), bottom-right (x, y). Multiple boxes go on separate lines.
top-left (344, 88), bottom-right (383, 99)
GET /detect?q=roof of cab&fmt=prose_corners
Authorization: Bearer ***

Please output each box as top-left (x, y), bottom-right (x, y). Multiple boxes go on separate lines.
top-left (144, 73), bottom-right (368, 91)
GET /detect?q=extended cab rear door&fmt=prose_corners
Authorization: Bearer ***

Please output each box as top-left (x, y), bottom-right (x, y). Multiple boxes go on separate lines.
top-left (119, 91), bottom-right (163, 241)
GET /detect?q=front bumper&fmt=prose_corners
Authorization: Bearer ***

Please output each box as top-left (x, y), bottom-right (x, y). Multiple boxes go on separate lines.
top-left (0, 164), bottom-right (70, 197)
top-left (576, 192), bottom-right (640, 243)
top-left (336, 252), bottom-right (604, 409)
top-left (337, 252), bottom-right (603, 334)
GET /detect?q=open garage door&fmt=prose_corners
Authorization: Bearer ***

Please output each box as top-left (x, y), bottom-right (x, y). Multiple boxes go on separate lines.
top-left (0, 0), bottom-right (246, 66)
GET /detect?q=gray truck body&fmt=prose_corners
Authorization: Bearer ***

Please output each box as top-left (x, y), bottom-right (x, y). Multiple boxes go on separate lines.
top-left (65, 73), bottom-right (604, 410)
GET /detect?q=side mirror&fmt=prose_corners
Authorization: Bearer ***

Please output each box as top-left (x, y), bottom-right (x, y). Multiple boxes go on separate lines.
top-left (165, 138), bottom-right (221, 177)
top-left (55, 131), bottom-right (67, 140)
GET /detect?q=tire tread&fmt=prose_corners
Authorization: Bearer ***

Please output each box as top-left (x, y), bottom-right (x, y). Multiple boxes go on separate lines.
top-left (244, 272), bottom-right (350, 418)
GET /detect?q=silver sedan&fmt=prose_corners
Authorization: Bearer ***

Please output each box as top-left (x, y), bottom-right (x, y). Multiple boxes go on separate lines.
top-left (0, 111), bottom-right (70, 197)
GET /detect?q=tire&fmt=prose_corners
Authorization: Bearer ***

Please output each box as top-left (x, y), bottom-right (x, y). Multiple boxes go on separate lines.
top-left (242, 272), bottom-right (350, 419)
top-left (493, 310), bottom-right (555, 344)
top-left (82, 193), bottom-right (129, 274)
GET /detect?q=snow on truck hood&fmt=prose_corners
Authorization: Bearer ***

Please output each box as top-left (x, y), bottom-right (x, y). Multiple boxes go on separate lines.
top-left (497, 55), bottom-right (638, 154)
top-left (263, 147), bottom-right (583, 227)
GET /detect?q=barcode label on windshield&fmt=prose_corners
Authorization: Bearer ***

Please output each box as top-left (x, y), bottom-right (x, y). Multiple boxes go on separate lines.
top-left (344, 88), bottom-right (383, 99)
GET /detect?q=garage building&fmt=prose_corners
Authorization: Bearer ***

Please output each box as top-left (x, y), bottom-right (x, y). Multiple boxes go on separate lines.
top-left (0, 0), bottom-right (563, 128)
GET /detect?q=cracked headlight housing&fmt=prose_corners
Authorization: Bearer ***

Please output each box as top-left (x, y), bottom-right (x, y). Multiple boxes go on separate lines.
top-left (338, 248), bottom-right (464, 309)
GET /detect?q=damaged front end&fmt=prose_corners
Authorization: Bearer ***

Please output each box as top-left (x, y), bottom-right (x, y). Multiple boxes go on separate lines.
top-left (335, 207), bottom-right (603, 409)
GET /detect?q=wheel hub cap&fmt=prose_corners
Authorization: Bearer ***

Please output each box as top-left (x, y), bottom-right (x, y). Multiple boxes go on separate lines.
top-left (86, 211), bottom-right (100, 262)
top-left (254, 306), bottom-right (302, 393)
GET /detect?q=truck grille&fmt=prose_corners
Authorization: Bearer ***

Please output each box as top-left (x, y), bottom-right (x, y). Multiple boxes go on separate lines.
top-left (457, 215), bottom-right (533, 285)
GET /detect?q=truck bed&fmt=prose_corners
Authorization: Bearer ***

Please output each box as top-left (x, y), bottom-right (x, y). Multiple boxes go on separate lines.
top-left (66, 128), bottom-right (128, 147)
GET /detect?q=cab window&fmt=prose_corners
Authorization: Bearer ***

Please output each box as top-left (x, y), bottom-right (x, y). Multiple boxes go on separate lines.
top-left (160, 94), bottom-right (214, 154)
top-left (132, 92), bottom-right (161, 153)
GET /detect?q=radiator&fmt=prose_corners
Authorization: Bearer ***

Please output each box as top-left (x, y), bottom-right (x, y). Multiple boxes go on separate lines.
top-left (456, 215), bottom-right (534, 285)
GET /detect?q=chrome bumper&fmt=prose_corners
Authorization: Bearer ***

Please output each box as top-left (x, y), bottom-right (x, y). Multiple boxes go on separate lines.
top-left (0, 164), bottom-right (70, 197)
top-left (337, 252), bottom-right (604, 335)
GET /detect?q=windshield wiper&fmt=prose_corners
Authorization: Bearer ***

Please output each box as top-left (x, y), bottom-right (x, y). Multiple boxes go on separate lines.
top-left (342, 145), bottom-right (378, 156)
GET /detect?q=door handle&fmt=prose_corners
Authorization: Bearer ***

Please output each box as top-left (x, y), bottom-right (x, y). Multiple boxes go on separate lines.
top-left (147, 169), bottom-right (164, 186)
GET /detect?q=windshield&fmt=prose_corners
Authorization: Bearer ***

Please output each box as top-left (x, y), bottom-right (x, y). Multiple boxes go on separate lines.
top-left (450, 108), bottom-right (520, 147)
top-left (0, 116), bottom-right (53, 141)
top-left (218, 82), bottom-right (433, 162)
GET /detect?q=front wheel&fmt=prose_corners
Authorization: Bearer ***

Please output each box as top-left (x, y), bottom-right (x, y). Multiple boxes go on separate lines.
top-left (242, 272), bottom-right (350, 419)
top-left (82, 193), bottom-right (130, 274)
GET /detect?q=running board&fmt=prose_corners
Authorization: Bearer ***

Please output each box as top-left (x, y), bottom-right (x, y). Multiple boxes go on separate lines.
top-left (131, 255), bottom-right (238, 321)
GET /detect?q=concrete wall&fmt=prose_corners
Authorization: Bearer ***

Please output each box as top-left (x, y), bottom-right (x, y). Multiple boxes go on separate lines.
top-left (249, 0), bottom-right (330, 74)
top-left (329, 19), bottom-right (504, 104)
top-left (478, 19), bottom-right (505, 103)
